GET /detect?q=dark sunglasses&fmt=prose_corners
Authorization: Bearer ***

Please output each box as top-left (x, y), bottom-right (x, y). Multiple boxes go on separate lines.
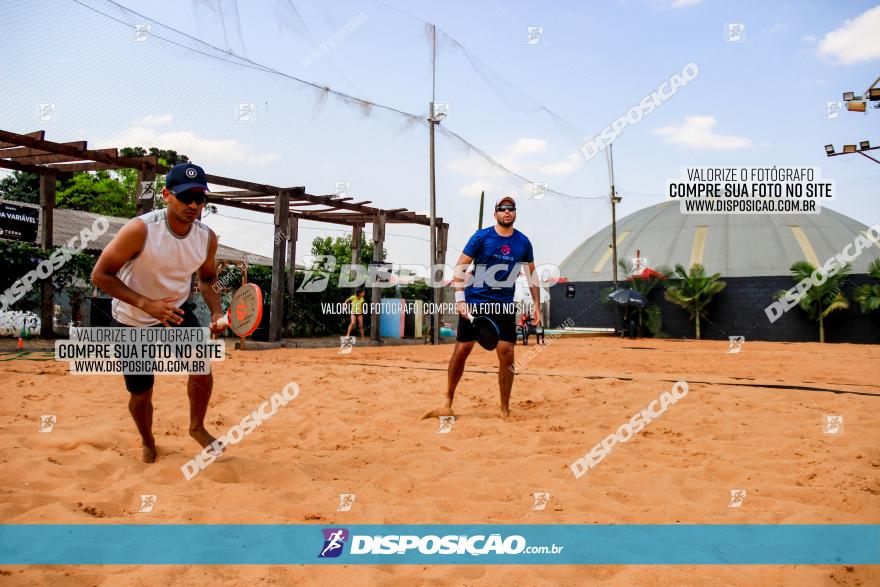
top-left (174, 189), bottom-right (207, 205)
top-left (496, 205), bottom-right (516, 212)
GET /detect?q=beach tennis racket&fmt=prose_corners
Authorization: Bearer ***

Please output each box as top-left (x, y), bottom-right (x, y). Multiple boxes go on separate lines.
top-left (468, 314), bottom-right (500, 351)
top-left (228, 283), bottom-right (263, 337)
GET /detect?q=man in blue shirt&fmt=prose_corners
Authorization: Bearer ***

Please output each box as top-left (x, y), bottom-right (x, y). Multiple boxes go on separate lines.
top-left (432, 195), bottom-right (541, 418)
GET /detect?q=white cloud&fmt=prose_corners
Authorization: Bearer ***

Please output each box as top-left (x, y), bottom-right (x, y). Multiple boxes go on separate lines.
top-left (99, 126), bottom-right (280, 167)
top-left (817, 6), bottom-right (880, 65)
top-left (458, 180), bottom-right (500, 197)
top-left (508, 137), bottom-right (548, 156)
top-left (448, 153), bottom-right (505, 178)
top-left (538, 152), bottom-right (582, 175)
top-left (670, 0), bottom-right (702, 7)
top-left (801, 34), bottom-right (817, 44)
top-left (652, 116), bottom-right (752, 150)
top-left (136, 114), bottom-right (173, 127)
top-left (448, 136), bottom-right (546, 177)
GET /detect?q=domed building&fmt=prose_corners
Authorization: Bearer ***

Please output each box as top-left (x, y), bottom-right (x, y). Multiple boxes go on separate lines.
top-left (550, 202), bottom-right (880, 343)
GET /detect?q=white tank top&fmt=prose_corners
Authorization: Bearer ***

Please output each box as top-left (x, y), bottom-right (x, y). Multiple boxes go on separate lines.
top-left (112, 209), bottom-right (211, 327)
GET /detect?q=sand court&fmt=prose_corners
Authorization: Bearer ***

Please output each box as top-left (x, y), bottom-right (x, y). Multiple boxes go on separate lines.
top-left (1, 337), bottom-right (878, 584)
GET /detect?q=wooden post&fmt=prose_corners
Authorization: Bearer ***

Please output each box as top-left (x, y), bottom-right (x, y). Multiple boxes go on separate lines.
top-left (269, 190), bottom-right (289, 342)
top-left (286, 214), bottom-right (298, 337)
top-left (240, 262), bottom-right (247, 351)
top-left (39, 172), bottom-right (56, 339)
top-left (434, 222), bottom-right (448, 344)
top-left (351, 224), bottom-right (362, 282)
top-left (370, 214), bottom-right (386, 342)
top-left (135, 167), bottom-right (157, 216)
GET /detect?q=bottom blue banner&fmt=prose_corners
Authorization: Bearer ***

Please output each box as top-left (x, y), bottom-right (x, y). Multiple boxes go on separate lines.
top-left (0, 524), bottom-right (877, 565)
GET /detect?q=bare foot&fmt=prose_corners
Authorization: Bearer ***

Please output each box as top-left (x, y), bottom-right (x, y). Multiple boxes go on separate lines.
top-left (142, 444), bottom-right (157, 463)
top-left (501, 408), bottom-right (510, 418)
top-left (189, 427), bottom-right (220, 452)
top-left (421, 406), bottom-right (454, 420)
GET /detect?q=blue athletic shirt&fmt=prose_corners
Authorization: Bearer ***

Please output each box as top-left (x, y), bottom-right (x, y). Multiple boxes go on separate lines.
top-left (462, 226), bottom-right (534, 304)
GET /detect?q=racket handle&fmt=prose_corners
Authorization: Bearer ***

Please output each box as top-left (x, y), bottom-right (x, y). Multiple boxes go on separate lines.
top-left (214, 314), bottom-right (229, 328)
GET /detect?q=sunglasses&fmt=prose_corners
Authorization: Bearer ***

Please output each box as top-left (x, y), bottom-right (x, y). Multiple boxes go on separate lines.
top-left (174, 189), bottom-right (207, 205)
top-left (496, 205), bottom-right (516, 212)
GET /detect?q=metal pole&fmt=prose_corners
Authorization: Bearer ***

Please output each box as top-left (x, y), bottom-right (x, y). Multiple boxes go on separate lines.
top-left (609, 144), bottom-right (620, 336)
top-left (429, 23), bottom-right (440, 345)
top-left (610, 144), bottom-right (619, 288)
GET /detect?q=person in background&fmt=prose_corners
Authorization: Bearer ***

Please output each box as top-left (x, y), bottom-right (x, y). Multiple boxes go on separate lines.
top-left (518, 312), bottom-right (530, 345)
top-left (344, 287), bottom-right (366, 339)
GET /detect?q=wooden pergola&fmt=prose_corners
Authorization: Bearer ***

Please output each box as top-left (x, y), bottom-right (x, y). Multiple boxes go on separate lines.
top-left (0, 129), bottom-right (448, 343)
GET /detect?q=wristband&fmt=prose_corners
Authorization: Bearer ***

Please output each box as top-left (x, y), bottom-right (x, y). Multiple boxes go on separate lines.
top-left (455, 290), bottom-right (466, 303)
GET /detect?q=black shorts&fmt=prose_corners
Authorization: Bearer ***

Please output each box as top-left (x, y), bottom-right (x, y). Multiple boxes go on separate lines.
top-left (456, 303), bottom-right (517, 344)
top-left (111, 302), bottom-right (202, 394)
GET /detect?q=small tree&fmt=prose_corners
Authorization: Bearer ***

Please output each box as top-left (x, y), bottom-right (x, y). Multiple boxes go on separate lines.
top-left (854, 259), bottom-right (880, 315)
top-left (664, 263), bottom-right (726, 340)
top-left (777, 260), bottom-right (850, 343)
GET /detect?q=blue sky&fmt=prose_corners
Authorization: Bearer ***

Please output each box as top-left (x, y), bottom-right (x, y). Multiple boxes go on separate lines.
top-left (1, 0), bottom-right (878, 272)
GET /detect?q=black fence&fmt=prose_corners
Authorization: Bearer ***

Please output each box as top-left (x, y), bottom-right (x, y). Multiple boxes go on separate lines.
top-left (550, 275), bottom-right (880, 344)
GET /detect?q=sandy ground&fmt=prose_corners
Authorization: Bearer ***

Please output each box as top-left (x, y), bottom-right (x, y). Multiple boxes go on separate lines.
top-left (1, 336), bottom-right (878, 586)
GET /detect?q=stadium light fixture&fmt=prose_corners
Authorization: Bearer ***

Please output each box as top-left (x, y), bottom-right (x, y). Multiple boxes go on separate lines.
top-left (429, 102), bottom-right (447, 123)
top-left (826, 141), bottom-right (880, 164)
top-left (847, 101), bottom-right (867, 112)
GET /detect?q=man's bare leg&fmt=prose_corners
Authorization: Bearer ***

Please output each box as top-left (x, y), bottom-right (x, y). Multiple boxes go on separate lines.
top-left (187, 373), bottom-right (218, 449)
top-left (496, 341), bottom-right (515, 417)
top-left (422, 340), bottom-right (474, 419)
top-left (128, 388), bottom-right (157, 463)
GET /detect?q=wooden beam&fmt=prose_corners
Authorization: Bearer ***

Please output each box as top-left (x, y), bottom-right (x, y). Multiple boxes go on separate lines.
top-left (45, 161), bottom-right (116, 172)
top-left (0, 130), bottom-right (157, 171)
top-left (14, 148), bottom-right (117, 165)
top-left (0, 158), bottom-right (56, 175)
top-left (0, 141), bottom-right (87, 158)
top-left (0, 130), bottom-right (44, 148)
top-left (206, 190), bottom-right (269, 198)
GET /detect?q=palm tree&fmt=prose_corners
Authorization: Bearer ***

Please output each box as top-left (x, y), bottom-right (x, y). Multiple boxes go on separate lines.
top-left (777, 260), bottom-right (850, 343)
top-left (854, 259), bottom-right (880, 315)
top-left (664, 263), bottom-right (726, 339)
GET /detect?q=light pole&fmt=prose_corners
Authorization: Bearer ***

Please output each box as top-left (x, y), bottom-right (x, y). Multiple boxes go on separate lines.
top-left (428, 24), bottom-right (447, 344)
top-left (428, 103), bottom-right (445, 344)
top-left (825, 141), bottom-right (880, 165)
top-left (607, 144), bottom-right (622, 336)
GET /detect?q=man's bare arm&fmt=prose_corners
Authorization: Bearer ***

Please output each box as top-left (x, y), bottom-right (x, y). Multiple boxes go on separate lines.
top-left (91, 219), bottom-right (184, 325)
top-left (197, 231), bottom-right (225, 332)
top-left (526, 261), bottom-right (542, 326)
top-left (452, 252), bottom-right (474, 317)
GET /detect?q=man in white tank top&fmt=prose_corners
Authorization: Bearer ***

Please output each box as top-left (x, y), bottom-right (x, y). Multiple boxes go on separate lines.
top-left (92, 163), bottom-right (226, 463)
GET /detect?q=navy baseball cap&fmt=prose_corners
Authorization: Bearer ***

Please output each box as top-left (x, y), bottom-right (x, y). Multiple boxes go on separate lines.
top-left (166, 163), bottom-right (209, 194)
